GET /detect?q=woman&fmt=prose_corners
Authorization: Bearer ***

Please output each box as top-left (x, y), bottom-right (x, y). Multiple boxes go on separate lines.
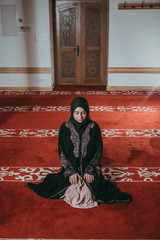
top-left (26, 97), bottom-right (132, 208)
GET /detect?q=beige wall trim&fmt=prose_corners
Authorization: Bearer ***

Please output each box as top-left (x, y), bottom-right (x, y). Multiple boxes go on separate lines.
top-left (109, 67), bottom-right (160, 74)
top-left (1, 67), bottom-right (160, 74)
top-left (0, 67), bottom-right (51, 74)
top-left (106, 86), bottom-right (160, 91)
top-left (0, 86), bottom-right (53, 91)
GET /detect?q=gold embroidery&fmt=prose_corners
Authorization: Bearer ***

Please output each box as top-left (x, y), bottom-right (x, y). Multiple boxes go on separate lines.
top-left (64, 121), bottom-right (101, 176)
top-left (81, 122), bottom-right (95, 158)
top-left (65, 121), bottom-right (95, 158)
top-left (59, 149), bottom-right (76, 177)
top-left (65, 121), bottom-right (80, 157)
top-left (84, 143), bottom-right (102, 176)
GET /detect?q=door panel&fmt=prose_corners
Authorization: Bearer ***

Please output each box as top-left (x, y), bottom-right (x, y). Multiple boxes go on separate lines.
top-left (81, 3), bottom-right (106, 85)
top-left (85, 7), bottom-right (101, 47)
top-left (61, 50), bottom-right (76, 78)
top-left (59, 7), bottom-right (76, 47)
top-left (56, 3), bottom-right (80, 84)
top-left (86, 50), bottom-right (101, 78)
top-left (83, 5), bottom-right (102, 83)
top-left (56, 1), bottom-right (107, 85)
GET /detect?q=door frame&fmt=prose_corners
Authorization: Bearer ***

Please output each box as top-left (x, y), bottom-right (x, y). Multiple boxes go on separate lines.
top-left (49, 0), bottom-right (109, 87)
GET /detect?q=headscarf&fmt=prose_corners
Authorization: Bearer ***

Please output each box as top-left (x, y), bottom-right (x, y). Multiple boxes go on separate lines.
top-left (70, 97), bottom-right (91, 135)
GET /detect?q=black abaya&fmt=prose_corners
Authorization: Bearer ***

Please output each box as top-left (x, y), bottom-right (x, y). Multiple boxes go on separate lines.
top-left (26, 120), bottom-right (132, 203)
top-left (26, 97), bottom-right (132, 203)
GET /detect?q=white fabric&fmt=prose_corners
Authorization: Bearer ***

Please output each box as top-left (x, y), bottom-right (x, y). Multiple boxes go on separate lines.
top-left (63, 178), bottom-right (99, 209)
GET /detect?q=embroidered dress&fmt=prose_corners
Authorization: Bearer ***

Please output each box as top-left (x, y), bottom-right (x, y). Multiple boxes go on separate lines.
top-left (26, 97), bottom-right (132, 206)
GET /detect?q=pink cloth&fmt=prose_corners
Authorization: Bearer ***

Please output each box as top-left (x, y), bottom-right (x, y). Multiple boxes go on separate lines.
top-left (63, 178), bottom-right (99, 209)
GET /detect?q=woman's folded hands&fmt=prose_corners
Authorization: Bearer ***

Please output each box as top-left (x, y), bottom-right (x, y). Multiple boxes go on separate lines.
top-left (69, 173), bottom-right (94, 184)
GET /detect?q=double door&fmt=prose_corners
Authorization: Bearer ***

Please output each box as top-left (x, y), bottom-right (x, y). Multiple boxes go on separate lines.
top-left (55, 1), bottom-right (108, 85)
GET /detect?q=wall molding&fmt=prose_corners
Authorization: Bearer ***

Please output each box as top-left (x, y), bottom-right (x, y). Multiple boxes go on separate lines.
top-left (106, 86), bottom-right (160, 91)
top-left (0, 67), bottom-right (51, 74)
top-left (108, 67), bottom-right (160, 74)
top-left (1, 67), bottom-right (160, 74)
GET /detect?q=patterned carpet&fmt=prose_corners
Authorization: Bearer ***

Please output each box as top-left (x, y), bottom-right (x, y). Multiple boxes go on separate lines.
top-left (0, 86), bottom-right (160, 239)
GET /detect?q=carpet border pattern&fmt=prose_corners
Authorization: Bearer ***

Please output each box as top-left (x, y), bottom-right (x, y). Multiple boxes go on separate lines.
top-left (0, 90), bottom-right (160, 95)
top-left (0, 105), bottom-right (160, 112)
top-left (0, 167), bottom-right (160, 183)
top-left (0, 129), bottom-right (160, 137)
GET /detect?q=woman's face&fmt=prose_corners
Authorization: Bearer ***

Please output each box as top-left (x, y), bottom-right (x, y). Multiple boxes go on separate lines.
top-left (73, 107), bottom-right (87, 123)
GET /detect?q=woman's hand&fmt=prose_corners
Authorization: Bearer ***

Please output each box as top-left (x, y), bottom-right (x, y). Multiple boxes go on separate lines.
top-left (84, 174), bottom-right (94, 183)
top-left (69, 173), bottom-right (80, 185)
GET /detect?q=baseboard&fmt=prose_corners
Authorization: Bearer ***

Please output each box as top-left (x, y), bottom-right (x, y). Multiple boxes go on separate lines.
top-left (0, 86), bottom-right (53, 91)
top-left (106, 86), bottom-right (160, 91)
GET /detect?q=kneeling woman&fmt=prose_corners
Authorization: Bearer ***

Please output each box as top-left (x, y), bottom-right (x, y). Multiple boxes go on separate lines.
top-left (26, 97), bottom-right (132, 208)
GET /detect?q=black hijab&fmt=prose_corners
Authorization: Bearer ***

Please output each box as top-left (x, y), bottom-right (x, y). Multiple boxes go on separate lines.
top-left (70, 97), bottom-right (92, 135)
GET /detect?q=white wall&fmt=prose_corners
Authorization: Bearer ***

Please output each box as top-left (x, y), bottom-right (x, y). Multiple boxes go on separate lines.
top-left (0, 0), bottom-right (160, 89)
top-left (108, 0), bottom-right (160, 87)
top-left (0, 0), bottom-right (54, 88)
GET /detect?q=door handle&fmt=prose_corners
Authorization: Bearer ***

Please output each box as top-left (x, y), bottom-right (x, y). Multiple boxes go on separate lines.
top-left (77, 45), bottom-right (79, 56)
top-left (74, 45), bottom-right (79, 56)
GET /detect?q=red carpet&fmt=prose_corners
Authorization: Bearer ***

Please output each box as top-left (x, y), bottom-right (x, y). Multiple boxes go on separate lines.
top-left (0, 86), bottom-right (160, 239)
top-left (0, 183), bottom-right (159, 239)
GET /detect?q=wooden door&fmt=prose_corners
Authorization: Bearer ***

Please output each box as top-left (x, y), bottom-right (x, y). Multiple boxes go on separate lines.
top-left (55, 1), bottom-right (108, 85)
